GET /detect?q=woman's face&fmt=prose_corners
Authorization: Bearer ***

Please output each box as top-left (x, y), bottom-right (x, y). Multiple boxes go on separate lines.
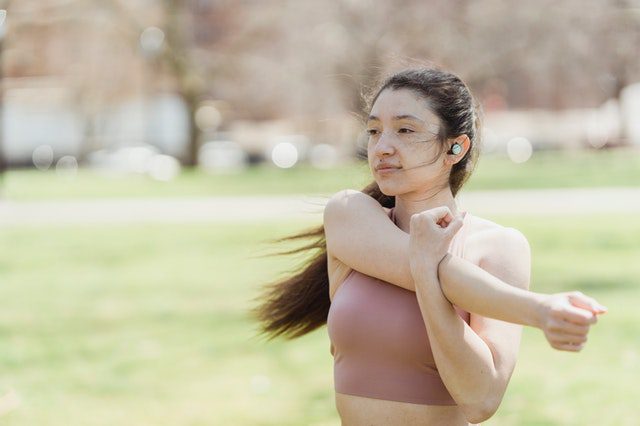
top-left (366, 88), bottom-right (448, 196)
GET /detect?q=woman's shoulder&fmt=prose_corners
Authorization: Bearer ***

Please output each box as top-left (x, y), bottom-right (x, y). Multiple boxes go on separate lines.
top-left (464, 212), bottom-right (504, 236)
top-left (463, 212), bottom-right (530, 262)
top-left (467, 212), bottom-right (520, 237)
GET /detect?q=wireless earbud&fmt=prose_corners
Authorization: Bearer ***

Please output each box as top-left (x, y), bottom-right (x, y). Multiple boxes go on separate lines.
top-left (449, 144), bottom-right (462, 155)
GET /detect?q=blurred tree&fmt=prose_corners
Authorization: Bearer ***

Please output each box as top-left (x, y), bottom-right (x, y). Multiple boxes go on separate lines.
top-left (0, 0), bottom-right (9, 189)
top-left (2, 0), bottom-right (639, 162)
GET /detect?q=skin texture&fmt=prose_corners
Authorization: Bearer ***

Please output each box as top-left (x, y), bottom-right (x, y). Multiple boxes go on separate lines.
top-left (324, 191), bottom-right (605, 344)
top-left (324, 88), bottom-right (606, 425)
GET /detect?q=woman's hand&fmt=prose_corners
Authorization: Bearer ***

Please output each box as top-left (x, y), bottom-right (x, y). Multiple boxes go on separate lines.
top-left (536, 291), bottom-right (607, 352)
top-left (408, 206), bottom-right (464, 283)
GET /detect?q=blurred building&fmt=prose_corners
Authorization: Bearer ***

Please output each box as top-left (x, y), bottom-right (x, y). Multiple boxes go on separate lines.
top-left (1, 0), bottom-right (639, 168)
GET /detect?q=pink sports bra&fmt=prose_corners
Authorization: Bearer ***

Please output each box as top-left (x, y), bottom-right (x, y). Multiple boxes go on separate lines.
top-left (327, 207), bottom-right (472, 405)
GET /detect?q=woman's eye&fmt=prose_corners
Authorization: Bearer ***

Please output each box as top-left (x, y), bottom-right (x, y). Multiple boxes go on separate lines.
top-left (398, 128), bottom-right (414, 134)
top-left (366, 129), bottom-right (380, 136)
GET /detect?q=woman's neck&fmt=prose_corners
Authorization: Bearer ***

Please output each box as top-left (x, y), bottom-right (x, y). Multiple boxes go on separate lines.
top-left (392, 188), bottom-right (461, 233)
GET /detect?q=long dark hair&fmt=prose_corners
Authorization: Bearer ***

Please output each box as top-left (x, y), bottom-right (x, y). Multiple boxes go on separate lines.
top-left (249, 67), bottom-right (482, 341)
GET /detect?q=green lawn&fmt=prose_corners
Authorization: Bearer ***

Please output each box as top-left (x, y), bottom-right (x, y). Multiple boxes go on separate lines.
top-left (2, 147), bottom-right (639, 200)
top-left (0, 213), bottom-right (638, 425)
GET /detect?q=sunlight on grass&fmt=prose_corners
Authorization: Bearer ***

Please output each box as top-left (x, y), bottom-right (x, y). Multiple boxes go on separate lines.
top-left (0, 213), bottom-right (637, 424)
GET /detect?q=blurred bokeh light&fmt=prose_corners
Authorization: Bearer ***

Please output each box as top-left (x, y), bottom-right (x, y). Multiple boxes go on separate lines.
top-left (271, 142), bottom-right (299, 168)
top-left (507, 137), bottom-right (533, 164)
top-left (32, 144), bottom-right (54, 170)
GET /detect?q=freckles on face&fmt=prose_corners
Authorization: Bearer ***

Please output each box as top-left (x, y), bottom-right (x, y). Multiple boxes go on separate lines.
top-left (366, 88), bottom-right (444, 180)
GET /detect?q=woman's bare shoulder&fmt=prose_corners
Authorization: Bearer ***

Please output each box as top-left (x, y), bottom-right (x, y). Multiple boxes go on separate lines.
top-left (464, 213), bottom-right (529, 262)
top-left (465, 213), bottom-right (504, 236)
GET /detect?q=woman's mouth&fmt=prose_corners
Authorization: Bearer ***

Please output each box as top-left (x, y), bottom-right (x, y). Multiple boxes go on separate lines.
top-left (376, 167), bottom-right (401, 175)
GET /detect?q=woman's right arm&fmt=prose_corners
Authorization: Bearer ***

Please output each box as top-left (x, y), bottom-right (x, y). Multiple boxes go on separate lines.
top-left (323, 189), bottom-right (606, 331)
top-left (323, 189), bottom-right (414, 290)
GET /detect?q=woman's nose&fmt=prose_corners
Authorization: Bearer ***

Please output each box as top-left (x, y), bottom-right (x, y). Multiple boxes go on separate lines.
top-left (374, 132), bottom-right (396, 156)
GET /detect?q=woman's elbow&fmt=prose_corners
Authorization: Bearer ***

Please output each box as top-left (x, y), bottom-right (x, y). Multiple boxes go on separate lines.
top-left (461, 397), bottom-right (500, 424)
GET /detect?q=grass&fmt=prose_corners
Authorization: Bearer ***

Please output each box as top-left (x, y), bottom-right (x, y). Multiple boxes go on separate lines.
top-left (0, 213), bottom-right (638, 425)
top-left (1, 147), bottom-right (639, 200)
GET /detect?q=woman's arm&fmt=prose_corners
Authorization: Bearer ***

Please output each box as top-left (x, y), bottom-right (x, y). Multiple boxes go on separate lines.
top-left (323, 189), bottom-right (605, 329)
top-left (408, 207), bottom-right (597, 421)
top-left (407, 208), bottom-right (525, 423)
top-left (323, 189), bottom-right (412, 288)
top-left (323, 189), bottom-right (543, 324)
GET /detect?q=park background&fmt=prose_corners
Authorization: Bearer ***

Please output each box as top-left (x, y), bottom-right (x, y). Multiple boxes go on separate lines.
top-left (0, 0), bottom-right (639, 424)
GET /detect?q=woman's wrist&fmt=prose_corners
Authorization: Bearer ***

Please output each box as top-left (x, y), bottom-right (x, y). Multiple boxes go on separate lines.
top-left (434, 253), bottom-right (454, 287)
top-left (412, 263), bottom-right (441, 288)
top-left (413, 272), bottom-right (440, 288)
top-left (410, 255), bottom-right (449, 288)
top-left (526, 292), bottom-right (550, 329)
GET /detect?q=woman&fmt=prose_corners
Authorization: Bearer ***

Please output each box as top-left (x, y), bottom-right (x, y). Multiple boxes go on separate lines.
top-left (252, 67), bottom-right (606, 425)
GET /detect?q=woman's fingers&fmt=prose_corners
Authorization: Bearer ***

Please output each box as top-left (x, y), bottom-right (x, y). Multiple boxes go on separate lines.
top-left (444, 217), bottom-right (464, 236)
top-left (542, 292), bottom-right (605, 352)
top-left (555, 304), bottom-right (597, 326)
top-left (426, 206), bottom-right (452, 221)
top-left (546, 330), bottom-right (588, 345)
top-left (547, 319), bottom-right (590, 336)
top-left (552, 342), bottom-right (586, 352)
top-left (567, 291), bottom-right (608, 314)
top-left (545, 325), bottom-right (589, 352)
top-left (408, 207), bottom-right (464, 280)
top-left (416, 206), bottom-right (454, 227)
top-left (413, 207), bottom-right (465, 230)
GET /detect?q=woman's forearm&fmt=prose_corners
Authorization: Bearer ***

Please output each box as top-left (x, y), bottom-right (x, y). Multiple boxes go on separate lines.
top-left (360, 219), bottom-right (545, 327)
top-left (324, 190), bottom-right (545, 326)
top-left (413, 272), bottom-right (500, 421)
top-left (396, 242), bottom-right (544, 328)
top-left (437, 253), bottom-right (545, 328)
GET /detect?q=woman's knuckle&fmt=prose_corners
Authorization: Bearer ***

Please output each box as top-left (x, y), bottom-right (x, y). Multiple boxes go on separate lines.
top-left (549, 310), bottom-right (560, 321)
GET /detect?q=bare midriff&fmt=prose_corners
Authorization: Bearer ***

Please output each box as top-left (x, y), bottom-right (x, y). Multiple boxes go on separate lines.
top-left (335, 392), bottom-right (476, 425)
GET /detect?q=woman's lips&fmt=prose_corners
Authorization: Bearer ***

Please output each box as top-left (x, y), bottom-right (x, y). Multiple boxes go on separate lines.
top-left (376, 167), bottom-right (401, 174)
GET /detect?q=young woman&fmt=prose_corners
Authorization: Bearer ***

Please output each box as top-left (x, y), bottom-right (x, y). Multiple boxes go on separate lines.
top-left (252, 67), bottom-right (607, 425)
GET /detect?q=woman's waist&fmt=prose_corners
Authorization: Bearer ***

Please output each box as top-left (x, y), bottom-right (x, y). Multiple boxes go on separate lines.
top-left (333, 356), bottom-right (456, 406)
top-left (335, 392), bottom-right (475, 426)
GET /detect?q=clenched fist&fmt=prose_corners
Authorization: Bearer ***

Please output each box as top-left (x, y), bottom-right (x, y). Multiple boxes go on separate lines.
top-left (408, 206), bottom-right (464, 283)
top-left (536, 291), bottom-right (607, 352)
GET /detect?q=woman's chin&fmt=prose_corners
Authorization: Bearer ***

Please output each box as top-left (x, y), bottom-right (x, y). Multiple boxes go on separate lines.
top-left (376, 182), bottom-right (400, 196)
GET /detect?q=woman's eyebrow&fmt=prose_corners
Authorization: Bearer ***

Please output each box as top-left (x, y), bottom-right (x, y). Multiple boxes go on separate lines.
top-left (367, 114), bottom-right (425, 124)
top-left (394, 114), bottom-right (425, 124)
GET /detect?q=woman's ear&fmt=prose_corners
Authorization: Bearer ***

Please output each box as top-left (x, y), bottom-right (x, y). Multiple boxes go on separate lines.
top-left (445, 135), bottom-right (470, 165)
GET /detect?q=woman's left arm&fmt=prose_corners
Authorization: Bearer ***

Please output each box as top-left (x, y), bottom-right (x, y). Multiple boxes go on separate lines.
top-left (410, 214), bottom-right (528, 423)
top-left (324, 189), bottom-right (604, 335)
